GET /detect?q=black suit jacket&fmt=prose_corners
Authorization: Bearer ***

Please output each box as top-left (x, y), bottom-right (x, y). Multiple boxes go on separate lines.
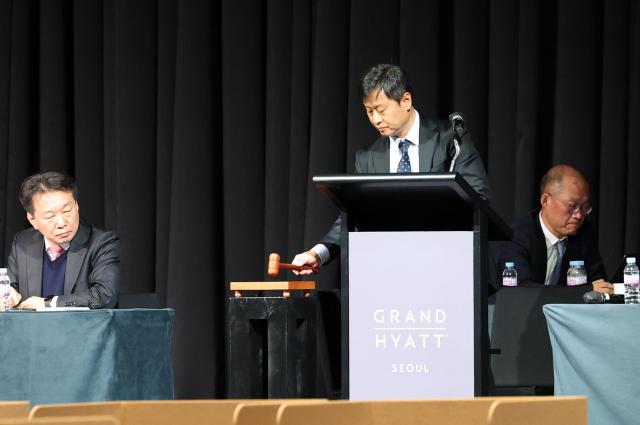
top-left (319, 117), bottom-right (492, 262)
top-left (498, 211), bottom-right (606, 287)
top-left (7, 220), bottom-right (120, 308)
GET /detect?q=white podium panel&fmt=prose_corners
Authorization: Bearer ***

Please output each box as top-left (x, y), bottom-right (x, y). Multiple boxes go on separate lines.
top-left (348, 231), bottom-right (475, 399)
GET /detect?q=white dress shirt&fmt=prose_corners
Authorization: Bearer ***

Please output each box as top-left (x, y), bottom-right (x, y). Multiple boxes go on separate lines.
top-left (389, 110), bottom-right (421, 172)
top-left (538, 213), bottom-right (566, 285)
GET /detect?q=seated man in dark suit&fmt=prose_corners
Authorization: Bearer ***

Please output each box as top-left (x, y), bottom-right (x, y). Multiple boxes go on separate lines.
top-left (292, 63), bottom-right (491, 271)
top-left (6, 171), bottom-right (120, 309)
top-left (498, 164), bottom-right (612, 293)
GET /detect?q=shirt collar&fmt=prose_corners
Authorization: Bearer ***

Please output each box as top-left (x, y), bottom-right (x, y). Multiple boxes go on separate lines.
top-left (390, 110), bottom-right (420, 146)
top-left (538, 212), bottom-right (566, 249)
top-left (44, 238), bottom-right (70, 253)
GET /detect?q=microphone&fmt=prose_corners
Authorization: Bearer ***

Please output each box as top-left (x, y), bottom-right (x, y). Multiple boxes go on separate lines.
top-left (583, 291), bottom-right (624, 304)
top-left (583, 291), bottom-right (608, 303)
top-left (448, 112), bottom-right (464, 172)
top-left (449, 112), bottom-right (465, 139)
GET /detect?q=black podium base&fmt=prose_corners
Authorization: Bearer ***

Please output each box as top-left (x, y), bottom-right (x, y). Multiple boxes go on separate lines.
top-left (227, 296), bottom-right (318, 398)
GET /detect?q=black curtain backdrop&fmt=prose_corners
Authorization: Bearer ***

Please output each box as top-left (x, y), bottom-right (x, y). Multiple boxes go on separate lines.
top-left (0, 0), bottom-right (639, 398)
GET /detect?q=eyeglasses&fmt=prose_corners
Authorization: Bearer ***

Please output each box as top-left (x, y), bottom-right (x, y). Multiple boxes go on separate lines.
top-left (546, 193), bottom-right (592, 216)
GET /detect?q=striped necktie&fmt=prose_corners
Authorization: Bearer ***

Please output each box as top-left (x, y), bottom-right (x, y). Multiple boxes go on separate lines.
top-left (548, 239), bottom-right (567, 285)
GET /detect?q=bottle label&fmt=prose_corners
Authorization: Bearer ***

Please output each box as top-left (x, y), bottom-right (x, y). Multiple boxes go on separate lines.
top-left (0, 284), bottom-right (9, 312)
top-left (624, 275), bottom-right (640, 285)
top-left (503, 277), bottom-right (517, 287)
top-left (567, 276), bottom-right (587, 286)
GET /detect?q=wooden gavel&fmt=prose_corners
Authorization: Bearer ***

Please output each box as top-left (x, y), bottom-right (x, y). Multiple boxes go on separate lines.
top-left (267, 253), bottom-right (319, 276)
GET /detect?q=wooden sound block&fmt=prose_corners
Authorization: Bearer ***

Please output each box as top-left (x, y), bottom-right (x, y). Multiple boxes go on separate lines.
top-left (230, 281), bottom-right (316, 298)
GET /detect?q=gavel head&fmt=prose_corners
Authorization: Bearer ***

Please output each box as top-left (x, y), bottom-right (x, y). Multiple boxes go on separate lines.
top-left (267, 253), bottom-right (280, 276)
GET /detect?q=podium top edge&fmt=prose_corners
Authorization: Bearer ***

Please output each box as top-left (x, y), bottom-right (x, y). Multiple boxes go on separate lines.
top-left (310, 173), bottom-right (513, 240)
top-left (313, 173), bottom-right (457, 184)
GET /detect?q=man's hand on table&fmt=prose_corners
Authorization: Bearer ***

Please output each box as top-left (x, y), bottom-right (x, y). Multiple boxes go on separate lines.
top-left (18, 296), bottom-right (45, 309)
top-left (592, 279), bottom-right (613, 294)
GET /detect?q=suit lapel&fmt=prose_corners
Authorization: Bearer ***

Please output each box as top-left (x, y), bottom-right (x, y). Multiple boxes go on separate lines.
top-left (64, 222), bottom-right (90, 294)
top-left (418, 120), bottom-right (438, 172)
top-left (534, 217), bottom-right (549, 282)
top-left (26, 236), bottom-right (44, 297)
top-left (372, 138), bottom-right (390, 173)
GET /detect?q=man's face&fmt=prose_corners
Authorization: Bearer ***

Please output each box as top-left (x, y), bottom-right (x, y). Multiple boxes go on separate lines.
top-left (540, 176), bottom-right (590, 238)
top-left (363, 89), bottom-right (413, 138)
top-left (27, 190), bottom-right (80, 247)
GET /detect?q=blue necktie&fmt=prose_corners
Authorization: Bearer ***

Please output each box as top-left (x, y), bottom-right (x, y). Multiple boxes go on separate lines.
top-left (549, 239), bottom-right (567, 285)
top-left (397, 140), bottom-right (412, 173)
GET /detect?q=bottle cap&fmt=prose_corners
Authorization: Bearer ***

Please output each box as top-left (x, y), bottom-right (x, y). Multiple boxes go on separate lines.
top-left (0, 268), bottom-right (6, 274)
top-left (626, 257), bottom-right (636, 264)
top-left (505, 262), bottom-right (514, 268)
top-left (569, 260), bottom-right (585, 267)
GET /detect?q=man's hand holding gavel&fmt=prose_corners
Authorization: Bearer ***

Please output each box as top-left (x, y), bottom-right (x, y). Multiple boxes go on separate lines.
top-left (268, 253), bottom-right (319, 276)
top-left (290, 250), bottom-right (322, 276)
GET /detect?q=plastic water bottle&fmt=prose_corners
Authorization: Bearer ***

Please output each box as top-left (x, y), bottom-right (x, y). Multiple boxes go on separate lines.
top-left (623, 257), bottom-right (640, 304)
top-left (0, 268), bottom-right (11, 312)
top-left (502, 262), bottom-right (517, 287)
top-left (567, 261), bottom-right (587, 286)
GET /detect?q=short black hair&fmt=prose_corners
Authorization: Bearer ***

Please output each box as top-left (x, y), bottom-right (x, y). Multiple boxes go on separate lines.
top-left (359, 64), bottom-right (411, 102)
top-left (19, 171), bottom-right (78, 214)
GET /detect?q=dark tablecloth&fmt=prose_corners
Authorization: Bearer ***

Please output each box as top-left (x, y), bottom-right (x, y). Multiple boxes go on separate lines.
top-left (0, 308), bottom-right (175, 405)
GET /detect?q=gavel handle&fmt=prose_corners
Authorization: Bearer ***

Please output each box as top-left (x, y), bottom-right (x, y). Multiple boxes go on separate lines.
top-left (279, 263), bottom-right (319, 274)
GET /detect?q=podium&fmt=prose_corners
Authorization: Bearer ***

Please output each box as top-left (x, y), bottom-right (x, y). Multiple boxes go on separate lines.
top-left (313, 173), bottom-right (511, 399)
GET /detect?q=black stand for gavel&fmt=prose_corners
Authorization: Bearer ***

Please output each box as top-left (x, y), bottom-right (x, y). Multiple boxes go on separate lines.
top-left (227, 263), bottom-right (319, 398)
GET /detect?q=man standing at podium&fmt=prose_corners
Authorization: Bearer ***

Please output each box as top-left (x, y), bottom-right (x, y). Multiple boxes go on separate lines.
top-left (292, 63), bottom-right (491, 271)
top-left (498, 164), bottom-right (612, 293)
top-left (5, 171), bottom-right (120, 309)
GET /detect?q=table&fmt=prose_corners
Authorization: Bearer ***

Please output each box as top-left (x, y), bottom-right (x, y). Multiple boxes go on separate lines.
top-left (544, 304), bottom-right (640, 425)
top-left (0, 308), bottom-right (175, 405)
top-left (491, 286), bottom-right (585, 391)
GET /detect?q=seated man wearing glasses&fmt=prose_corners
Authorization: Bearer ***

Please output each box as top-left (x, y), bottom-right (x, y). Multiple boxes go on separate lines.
top-left (499, 164), bottom-right (613, 293)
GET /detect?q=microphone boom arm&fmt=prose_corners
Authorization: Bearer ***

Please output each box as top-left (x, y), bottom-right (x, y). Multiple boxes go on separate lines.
top-left (448, 139), bottom-right (461, 172)
top-left (448, 112), bottom-right (464, 172)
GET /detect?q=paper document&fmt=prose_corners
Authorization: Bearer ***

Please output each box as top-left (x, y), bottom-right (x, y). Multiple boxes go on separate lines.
top-left (35, 307), bottom-right (90, 312)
